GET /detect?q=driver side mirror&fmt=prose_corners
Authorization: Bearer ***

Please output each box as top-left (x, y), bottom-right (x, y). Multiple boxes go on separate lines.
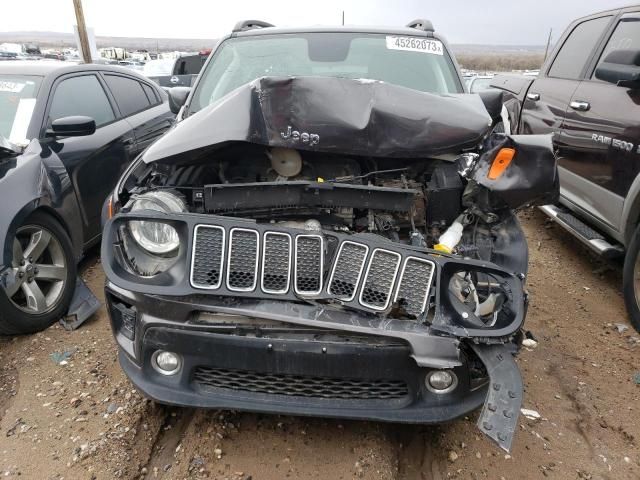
top-left (45, 116), bottom-right (96, 137)
top-left (168, 87), bottom-right (191, 114)
top-left (595, 50), bottom-right (640, 88)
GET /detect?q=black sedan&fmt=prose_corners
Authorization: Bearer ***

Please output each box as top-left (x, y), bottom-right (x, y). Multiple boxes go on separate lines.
top-left (0, 61), bottom-right (174, 334)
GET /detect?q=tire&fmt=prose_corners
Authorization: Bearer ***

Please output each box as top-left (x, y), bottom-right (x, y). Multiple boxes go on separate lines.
top-left (0, 212), bottom-right (76, 335)
top-left (623, 223), bottom-right (640, 333)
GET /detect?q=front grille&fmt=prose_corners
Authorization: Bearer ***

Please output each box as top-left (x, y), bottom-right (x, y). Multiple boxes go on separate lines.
top-left (192, 366), bottom-right (409, 400)
top-left (190, 223), bottom-right (435, 317)
top-left (227, 228), bottom-right (259, 291)
top-left (294, 235), bottom-right (323, 295)
top-left (360, 249), bottom-right (402, 310)
top-left (395, 257), bottom-right (435, 317)
top-left (191, 226), bottom-right (225, 289)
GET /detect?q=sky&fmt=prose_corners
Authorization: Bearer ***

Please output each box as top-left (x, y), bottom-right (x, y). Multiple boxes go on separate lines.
top-left (2, 0), bottom-right (634, 45)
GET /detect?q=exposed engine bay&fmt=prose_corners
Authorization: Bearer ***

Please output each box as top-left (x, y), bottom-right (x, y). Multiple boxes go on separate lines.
top-left (113, 133), bottom-right (547, 332)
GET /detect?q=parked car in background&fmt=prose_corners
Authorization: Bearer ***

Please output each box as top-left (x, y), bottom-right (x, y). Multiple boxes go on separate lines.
top-left (0, 52), bottom-right (18, 61)
top-left (102, 19), bottom-right (558, 452)
top-left (466, 74), bottom-right (495, 93)
top-left (492, 5), bottom-right (640, 331)
top-left (0, 61), bottom-right (174, 335)
top-left (143, 53), bottom-right (207, 88)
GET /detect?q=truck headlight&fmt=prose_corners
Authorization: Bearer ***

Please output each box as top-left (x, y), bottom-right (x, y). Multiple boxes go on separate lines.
top-left (129, 191), bottom-right (186, 254)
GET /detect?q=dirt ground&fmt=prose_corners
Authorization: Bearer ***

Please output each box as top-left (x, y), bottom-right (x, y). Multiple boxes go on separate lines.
top-left (0, 208), bottom-right (639, 480)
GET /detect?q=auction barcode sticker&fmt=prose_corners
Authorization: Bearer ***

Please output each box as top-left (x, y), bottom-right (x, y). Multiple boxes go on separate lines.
top-left (0, 81), bottom-right (26, 93)
top-left (386, 36), bottom-right (444, 55)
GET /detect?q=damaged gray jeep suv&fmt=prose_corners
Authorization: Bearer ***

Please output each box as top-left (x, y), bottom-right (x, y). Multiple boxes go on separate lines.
top-left (101, 20), bottom-right (558, 451)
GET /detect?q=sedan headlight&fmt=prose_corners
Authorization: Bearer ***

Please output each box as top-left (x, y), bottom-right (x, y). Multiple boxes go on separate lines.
top-left (129, 191), bottom-right (186, 254)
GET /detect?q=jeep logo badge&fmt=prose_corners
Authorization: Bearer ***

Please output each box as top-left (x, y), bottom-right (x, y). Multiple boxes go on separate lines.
top-left (280, 126), bottom-right (320, 145)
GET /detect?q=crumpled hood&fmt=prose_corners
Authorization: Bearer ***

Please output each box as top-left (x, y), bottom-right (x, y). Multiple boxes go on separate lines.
top-left (0, 135), bottom-right (22, 163)
top-left (143, 76), bottom-right (493, 163)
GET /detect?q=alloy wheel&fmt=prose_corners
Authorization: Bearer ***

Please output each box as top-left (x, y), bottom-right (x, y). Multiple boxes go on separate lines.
top-left (7, 225), bottom-right (67, 315)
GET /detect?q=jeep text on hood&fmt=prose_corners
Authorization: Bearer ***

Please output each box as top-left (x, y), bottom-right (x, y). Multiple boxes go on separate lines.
top-left (102, 74), bottom-right (557, 452)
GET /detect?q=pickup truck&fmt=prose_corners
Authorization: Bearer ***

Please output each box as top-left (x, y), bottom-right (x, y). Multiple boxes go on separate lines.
top-left (492, 5), bottom-right (640, 332)
top-left (143, 53), bottom-right (207, 88)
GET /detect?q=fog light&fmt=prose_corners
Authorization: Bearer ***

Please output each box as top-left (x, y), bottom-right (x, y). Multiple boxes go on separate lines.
top-left (426, 370), bottom-right (458, 394)
top-left (152, 350), bottom-right (182, 376)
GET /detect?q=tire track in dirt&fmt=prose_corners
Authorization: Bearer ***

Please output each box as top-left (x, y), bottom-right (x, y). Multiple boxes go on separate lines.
top-left (394, 425), bottom-right (444, 480)
top-left (142, 407), bottom-right (196, 478)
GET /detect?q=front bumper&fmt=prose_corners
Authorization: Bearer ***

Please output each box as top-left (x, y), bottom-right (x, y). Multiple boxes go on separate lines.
top-left (105, 282), bottom-right (523, 451)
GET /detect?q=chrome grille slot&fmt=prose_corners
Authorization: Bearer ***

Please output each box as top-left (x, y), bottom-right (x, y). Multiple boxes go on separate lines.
top-left (294, 235), bottom-right (323, 295)
top-left (394, 257), bottom-right (435, 317)
top-left (359, 249), bottom-right (401, 310)
top-left (226, 228), bottom-right (259, 291)
top-left (328, 241), bottom-right (368, 301)
top-left (190, 225), bottom-right (225, 289)
top-left (261, 232), bottom-right (291, 294)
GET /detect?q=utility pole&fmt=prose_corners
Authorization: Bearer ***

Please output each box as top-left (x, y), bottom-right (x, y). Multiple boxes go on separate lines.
top-left (342, 11), bottom-right (345, 26)
top-left (73, 0), bottom-right (92, 63)
top-left (543, 28), bottom-right (553, 62)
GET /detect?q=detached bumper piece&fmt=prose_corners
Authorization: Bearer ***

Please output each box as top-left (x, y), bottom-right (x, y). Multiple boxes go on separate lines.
top-left (471, 344), bottom-right (523, 452)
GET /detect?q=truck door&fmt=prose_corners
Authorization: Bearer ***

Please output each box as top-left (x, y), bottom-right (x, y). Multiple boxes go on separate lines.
top-left (558, 13), bottom-right (639, 232)
top-left (520, 15), bottom-right (612, 136)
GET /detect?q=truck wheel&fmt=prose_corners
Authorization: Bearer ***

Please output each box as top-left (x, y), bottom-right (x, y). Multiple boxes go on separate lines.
top-left (0, 212), bottom-right (76, 335)
top-left (623, 223), bottom-right (640, 333)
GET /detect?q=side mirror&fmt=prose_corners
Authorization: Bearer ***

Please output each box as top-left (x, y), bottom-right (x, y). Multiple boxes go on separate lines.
top-left (168, 87), bottom-right (191, 114)
top-left (46, 116), bottom-right (96, 137)
top-left (595, 50), bottom-right (640, 88)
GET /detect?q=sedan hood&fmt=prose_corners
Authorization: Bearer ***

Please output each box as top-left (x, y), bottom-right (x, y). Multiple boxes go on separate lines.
top-left (143, 76), bottom-right (492, 163)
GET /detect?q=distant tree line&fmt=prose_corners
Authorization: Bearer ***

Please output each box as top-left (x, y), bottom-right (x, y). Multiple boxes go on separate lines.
top-left (456, 53), bottom-right (545, 72)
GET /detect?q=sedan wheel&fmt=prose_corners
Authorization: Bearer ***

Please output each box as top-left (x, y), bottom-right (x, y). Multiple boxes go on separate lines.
top-left (8, 226), bottom-right (67, 314)
top-left (0, 212), bottom-right (76, 335)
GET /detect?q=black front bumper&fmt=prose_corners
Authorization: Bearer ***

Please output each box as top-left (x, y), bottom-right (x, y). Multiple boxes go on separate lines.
top-left (118, 325), bottom-right (487, 423)
top-left (105, 282), bottom-right (523, 452)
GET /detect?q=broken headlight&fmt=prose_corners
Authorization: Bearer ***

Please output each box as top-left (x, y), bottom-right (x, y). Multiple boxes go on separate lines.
top-left (128, 191), bottom-right (186, 254)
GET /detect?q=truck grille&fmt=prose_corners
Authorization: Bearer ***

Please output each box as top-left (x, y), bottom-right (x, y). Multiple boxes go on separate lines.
top-left (192, 367), bottom-right (409, 400)
top-left (190, 223), bottom-right (435, 316)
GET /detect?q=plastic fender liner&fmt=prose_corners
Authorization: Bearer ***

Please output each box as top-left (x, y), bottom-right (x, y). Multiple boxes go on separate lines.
top-left (470, 342), bottom-right (523, 452)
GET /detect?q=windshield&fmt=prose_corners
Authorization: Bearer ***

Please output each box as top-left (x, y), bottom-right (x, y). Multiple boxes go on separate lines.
top-left (143, 59), bottom-right (174, 76)
top-left (190, 32), bottom-right (462, 113)
top-left (0, 75), bottom-right (42, 145)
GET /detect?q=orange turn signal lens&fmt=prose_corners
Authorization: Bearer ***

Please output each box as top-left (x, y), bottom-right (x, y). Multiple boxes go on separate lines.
top-left (107, 197), bottom-right (114, 219)
top-left (488, 148), bottom-right (516, 180)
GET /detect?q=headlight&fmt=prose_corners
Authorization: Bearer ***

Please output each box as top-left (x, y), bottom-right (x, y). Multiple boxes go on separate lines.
top-left (129, 191), bottom-right (186, 254)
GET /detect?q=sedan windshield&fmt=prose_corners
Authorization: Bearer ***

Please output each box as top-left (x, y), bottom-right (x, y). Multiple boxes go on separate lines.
top-left (0, 75), bottom-right (42, 145)
top-left (190, 32), bottom-right (462, 113)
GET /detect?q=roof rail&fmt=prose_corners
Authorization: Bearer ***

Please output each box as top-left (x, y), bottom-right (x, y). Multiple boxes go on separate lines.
top-left (406, 19), bottom-right (435, 33)
top-left (232, 20), bottom-right (275, 33)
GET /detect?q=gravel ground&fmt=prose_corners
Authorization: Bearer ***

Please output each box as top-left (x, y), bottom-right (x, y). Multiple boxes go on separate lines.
top-left (0, 208), bottom-right (638, 480)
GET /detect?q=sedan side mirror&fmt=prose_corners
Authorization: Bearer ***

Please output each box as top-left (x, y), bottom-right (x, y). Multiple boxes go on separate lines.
top-left (46, 116), bottom-right (96, 137)
top-left (595, 50), bottom-right (640, 88)
top-left (168, 87), bottom-right (191, 114)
